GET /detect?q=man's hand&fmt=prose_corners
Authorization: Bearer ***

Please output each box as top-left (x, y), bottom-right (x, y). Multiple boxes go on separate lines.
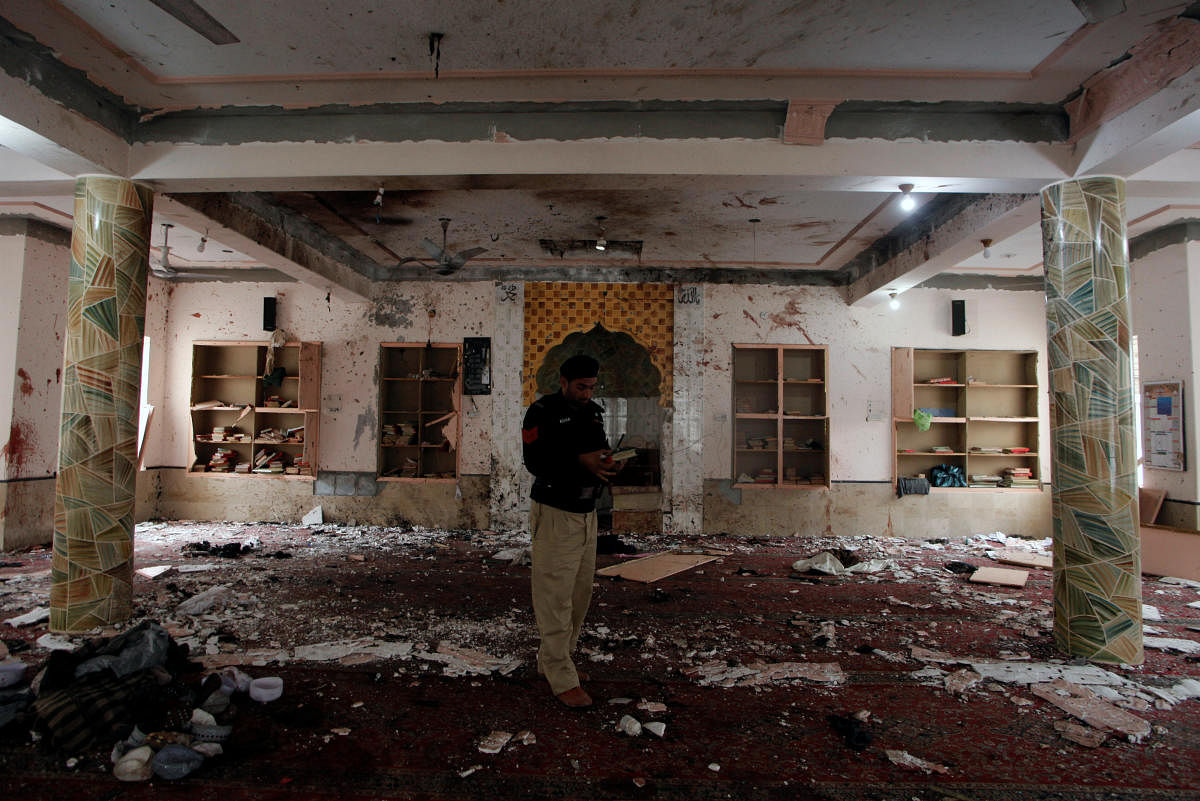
top-left (579, 449), bottom-right (619, 482)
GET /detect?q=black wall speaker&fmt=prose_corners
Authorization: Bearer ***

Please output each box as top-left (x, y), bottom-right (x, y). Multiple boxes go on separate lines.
top-left (951, 299), bottom-right (966, 336)
top-left (263, 296), bottom-right (277, 331)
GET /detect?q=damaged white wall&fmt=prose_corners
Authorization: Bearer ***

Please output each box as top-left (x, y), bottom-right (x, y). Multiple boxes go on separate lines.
top-left (0, 222), bottom-right (68, 549)
top-left (701, 284), bottom-right (1051, 481)
top-left (146, 278), bottom-right (494, 472)
top-left (1131, 240), bottom-right (1200, 528)
top-left (138, 276), bottom-right (1056, 537)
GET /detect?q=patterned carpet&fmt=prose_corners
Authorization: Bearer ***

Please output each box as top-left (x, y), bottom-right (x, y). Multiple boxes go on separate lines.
top-left (2, 524), bottom-right (1198, 800)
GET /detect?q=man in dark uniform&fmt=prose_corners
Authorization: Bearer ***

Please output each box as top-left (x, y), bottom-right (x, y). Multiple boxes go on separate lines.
top-left (521, 354), bottom-right (620, 707)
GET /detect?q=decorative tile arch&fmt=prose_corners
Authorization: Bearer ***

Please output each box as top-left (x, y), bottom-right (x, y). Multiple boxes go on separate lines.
top-left (523, 282), bottom-right (674, 405)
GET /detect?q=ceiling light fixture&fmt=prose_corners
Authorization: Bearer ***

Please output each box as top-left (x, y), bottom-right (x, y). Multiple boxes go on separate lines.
top-left (980, 238), bottom-right (993, 259)
top-left (595, 215), bottom-right (607, 251)
top-left (898, 183), bottom-right (916, 212)
top-left (888, 291), bottom-right (901, 310)
top-left (197, 229), bottom-right (208, 253)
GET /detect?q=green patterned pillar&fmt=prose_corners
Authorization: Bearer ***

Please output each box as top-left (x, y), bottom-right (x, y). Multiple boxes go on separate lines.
top-left (50, 176), bottom-right (153, 632)
top-left (1040, 176), bottom-right (1141, 665)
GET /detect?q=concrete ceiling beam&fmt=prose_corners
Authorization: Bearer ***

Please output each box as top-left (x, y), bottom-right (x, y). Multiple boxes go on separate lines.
top-left (844, 193), bottom-right (1041, 307)
top-left (127, 139), bottom-right (1073, 192)
top-left (0, 70), bottom-right (128, 177)
top-left (1070, 60), bottom-right (1200, 178)
top-left (155, 192), bottom-right (374, 304)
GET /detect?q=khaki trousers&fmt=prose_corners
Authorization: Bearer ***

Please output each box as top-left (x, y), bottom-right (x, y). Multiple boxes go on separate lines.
top-left (530, 500), bottom-right (597, 694)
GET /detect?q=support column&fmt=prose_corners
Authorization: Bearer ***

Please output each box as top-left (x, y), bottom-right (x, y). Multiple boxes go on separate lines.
top-left (50, 176), bottom-right (153, 632)
top-left (666, 284), bottom-right (704, 534)
top-left (489, 281), bottom-right (528, 532)
top-left (1040, 176), bottom-right (1142, 664)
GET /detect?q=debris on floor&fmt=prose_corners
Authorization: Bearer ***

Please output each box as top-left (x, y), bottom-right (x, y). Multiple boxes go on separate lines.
top-left (1, 521), bottom-right (1198, 797)
top-left (885, 748), bottom-right (950, 774)
top-left (595, 551), bottom-right (721, 582)
top-left (968, 566), bottom-right (1029, 587)
top-left (477, 730), bottom-right (513, 753)
top-left (1030, 679), bottom-right (1152, 743)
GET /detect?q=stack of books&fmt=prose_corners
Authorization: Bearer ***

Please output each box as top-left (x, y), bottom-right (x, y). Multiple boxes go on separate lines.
top-left (206, 448), bottom-right (235, 472)
top-left (1001, 467), bottom-right (1038, 487)
top-left (930, 445), bottom-right (955, 454)
top-left (754, 468), bottom-right (777, 483)
top-left (257, 427), bottom-right (286, 443)
top-left (746, 436), bottom-right (769, 450)
top-left (969, 473), bottom-right (1003, 488)
top-left (969, 446), bottom-right (1002, 454)
top-left (927, 377), bottom-right (957, 384)
top-left (234, 462), bottom-right (251, 474)
top-left (251, 449), bottom-right (284, 473)
top-left (381, 422), bottom-right (418, 446)
top-left (1003, 446), bottom-right (1031, 454)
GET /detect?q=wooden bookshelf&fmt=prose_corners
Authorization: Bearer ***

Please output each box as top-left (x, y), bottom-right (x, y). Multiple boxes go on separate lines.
top-left (378, 343), bottom-right (462, 482)
top-left (893, 348), bottom-right (1041, 491)
top-left (189, 341), bottom-right (321, 479)
top-left (732, 344), bottom-right (829, 489)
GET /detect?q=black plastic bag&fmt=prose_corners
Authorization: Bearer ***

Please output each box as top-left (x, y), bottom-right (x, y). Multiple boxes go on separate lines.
top-left (929, 463), bottom-right (966, 487)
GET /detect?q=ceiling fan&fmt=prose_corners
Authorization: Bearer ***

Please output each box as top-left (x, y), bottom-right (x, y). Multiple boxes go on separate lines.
top-left (395, 218), bottom-right (488, 276)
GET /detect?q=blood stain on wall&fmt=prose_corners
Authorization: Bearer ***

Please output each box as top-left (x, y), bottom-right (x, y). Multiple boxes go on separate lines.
top-left (16, 369), bottom-right (32, 396)
top-left (1, 420), bottom-right (35, 472)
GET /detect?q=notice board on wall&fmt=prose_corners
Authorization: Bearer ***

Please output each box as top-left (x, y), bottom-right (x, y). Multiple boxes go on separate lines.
top-left (1143, 379), bottom-right (1185, 471)
top-left (463, 337), bottom-right (491, 395)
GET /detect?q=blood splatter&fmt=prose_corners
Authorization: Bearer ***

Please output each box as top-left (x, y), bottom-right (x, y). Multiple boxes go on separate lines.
top-left (1, 420), bottom-right (35, 471)
top-left (16, 369), bottom-right (32, 396)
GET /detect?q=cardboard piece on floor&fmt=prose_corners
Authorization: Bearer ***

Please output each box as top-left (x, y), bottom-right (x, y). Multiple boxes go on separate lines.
top-left (596, 551), bottom-right (720, 582)
top-left (1140, 523), bottom-right (1200, 580)
top-left (969, 566), bottom-right (1028, 587)
top-left (1139, 488), bottom-right (1166, 525)
top-left (993, 548), bottom-right (1052, 569)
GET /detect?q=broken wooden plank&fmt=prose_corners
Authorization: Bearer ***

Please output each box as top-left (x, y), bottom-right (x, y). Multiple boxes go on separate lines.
top-left (993, 548), bottom-right (1052, 569)
top-left (969, 566), bottom-right (1029, 587)
top-left (596, 551), bottom-right (719, 583)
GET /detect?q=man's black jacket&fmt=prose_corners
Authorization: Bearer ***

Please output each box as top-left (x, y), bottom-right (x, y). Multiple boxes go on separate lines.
top-left (522, 391), bottom-right (610, 513)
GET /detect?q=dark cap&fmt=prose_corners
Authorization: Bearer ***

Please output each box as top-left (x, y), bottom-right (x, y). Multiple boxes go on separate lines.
top-left (560, 354), bottom-right (599, 380)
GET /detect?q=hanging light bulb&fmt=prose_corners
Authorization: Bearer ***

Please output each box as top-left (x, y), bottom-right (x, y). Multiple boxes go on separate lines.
top-left (898, 183), bottom-right (916, 212)
top-left (594, 215), bottom-right (607, 251)
top-left (888, 291), bottom-right (901, 310)
top-left (197, 229), bottom-right (208, 253)
top-left (980, 238), bottom-right (993, 259)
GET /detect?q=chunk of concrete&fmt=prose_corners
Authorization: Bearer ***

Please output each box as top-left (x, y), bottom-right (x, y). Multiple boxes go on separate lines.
top-left (1030, 679), bottom-right (1151, 743)
top-left (477, 730), bottom-right (512, 754)
top-left (302, 506), bottom-right (323, 526)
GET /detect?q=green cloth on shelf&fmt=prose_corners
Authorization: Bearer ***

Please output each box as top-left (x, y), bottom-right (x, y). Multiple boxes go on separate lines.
top-left (912, 409), bottom-right (932, 431)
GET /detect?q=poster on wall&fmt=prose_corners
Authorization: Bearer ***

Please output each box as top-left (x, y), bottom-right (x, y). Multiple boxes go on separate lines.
top-left (1142, 379), bottom-right (1185, 471)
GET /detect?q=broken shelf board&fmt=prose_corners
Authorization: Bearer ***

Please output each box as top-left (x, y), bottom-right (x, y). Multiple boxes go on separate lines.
top-left (993, 548), bottom-right (1052, 569)
top-left (596, 551), bottom-right (720, 583)
top-left (969, 566), bottom-right (1029, 587)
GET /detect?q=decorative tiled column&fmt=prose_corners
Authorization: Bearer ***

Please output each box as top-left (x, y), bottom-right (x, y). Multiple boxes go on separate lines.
top-left (50, 176), bottom-right (153, 632)
top-left (1040, 176), bottom-right (1142, 664)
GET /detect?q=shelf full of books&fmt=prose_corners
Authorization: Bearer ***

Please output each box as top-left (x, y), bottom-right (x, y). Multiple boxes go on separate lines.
top-left (189, 341), bottom-right (321, 479)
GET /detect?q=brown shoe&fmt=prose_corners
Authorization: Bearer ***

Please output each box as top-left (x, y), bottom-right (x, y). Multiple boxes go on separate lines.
top-left (556, 686), bottom-right (593, 707)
